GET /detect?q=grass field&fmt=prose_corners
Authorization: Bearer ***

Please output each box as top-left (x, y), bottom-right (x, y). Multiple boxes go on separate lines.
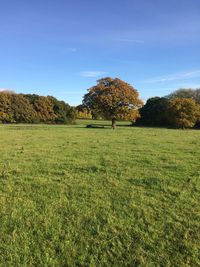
top-left (0, 121), bottom-right (200, 266)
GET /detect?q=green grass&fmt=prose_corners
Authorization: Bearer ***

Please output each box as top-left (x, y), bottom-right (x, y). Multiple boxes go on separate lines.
top-left (0, 122), bottom-right (199, 266)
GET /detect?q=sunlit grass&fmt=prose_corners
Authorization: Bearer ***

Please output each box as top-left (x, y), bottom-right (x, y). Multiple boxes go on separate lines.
top-left (0, 122), bottom-right (199, 266)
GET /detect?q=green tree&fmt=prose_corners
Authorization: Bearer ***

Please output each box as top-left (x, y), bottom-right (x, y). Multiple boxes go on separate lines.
top-left (48, 96), bottom-right (75, 124)
top-left (83, 77), bottom-right (143, 122)
top-left (137, 97), bottom-right (169, 126)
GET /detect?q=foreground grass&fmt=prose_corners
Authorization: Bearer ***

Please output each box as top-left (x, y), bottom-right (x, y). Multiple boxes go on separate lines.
top-left (0, 122), bottom-right (199, 266)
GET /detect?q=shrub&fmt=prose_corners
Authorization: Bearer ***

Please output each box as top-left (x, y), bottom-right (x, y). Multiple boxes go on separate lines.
top-left (137, 97), bottom-right (169, 126)
top-left (167, 98), bottom-right (200, 128)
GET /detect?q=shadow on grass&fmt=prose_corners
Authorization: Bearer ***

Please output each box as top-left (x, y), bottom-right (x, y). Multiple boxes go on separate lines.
top-left (86, 124), bottom-right (109, 129)
top-left (86, 124), bottom-right (132, 129)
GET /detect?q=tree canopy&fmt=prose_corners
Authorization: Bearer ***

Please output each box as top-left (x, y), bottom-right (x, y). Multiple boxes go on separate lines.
top-left (83, 77), bottom-right (143, 121)
top-left (166, 88), bottom-right (200, 104)
top-left (2, 86), bottom-right (200, 129)
top-left (137, 97), bottom-right (169, 126)
top-left (0, 92), bottom-right (75, 124)
top-left (167, 98), bottom-right (200, 128)
top-left (75, 105), bottom-right (92, 119)
top-left (138, 95), bottom-right (200, 129)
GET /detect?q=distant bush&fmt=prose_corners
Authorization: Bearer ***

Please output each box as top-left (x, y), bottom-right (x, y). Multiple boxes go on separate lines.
top-left (136, 96), bottom-right (200, 129)
top-left (165, 88), bottom-right (200, 128)
top-left (75, 105), bottom-right (92, 119)
top-left (136, 97), bottom-right (169, 126)
top-left (167, 98), bottom-right (200, 129)
top-left (48, 96), bottom-right (75, 124)
top-left (0, 92), bottom-right (75, 124)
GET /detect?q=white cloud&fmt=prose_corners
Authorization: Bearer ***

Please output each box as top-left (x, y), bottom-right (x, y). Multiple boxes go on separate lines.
top-left (142, 70), bottom-right (200, 84)
top-left (0, 88), bottom-right (12, 91)
top-left (80, 71), bottom-right (106, 78)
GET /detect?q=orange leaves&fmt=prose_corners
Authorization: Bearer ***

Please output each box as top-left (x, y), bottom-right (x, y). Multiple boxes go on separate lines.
top-left (83, 77), bottom-right (143, 120)
top-left (167, 98), bottom-right (200, 128)
top-left (0, 92), bottom-right (75, 124)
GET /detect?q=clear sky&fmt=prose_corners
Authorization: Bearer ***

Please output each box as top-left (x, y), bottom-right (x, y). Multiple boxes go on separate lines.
top-left (0, 0), bottom-right (200, 105)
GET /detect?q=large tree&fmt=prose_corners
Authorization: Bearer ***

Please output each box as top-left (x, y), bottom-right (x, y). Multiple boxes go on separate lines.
top-left (82, 77), bottom-right (143, 122)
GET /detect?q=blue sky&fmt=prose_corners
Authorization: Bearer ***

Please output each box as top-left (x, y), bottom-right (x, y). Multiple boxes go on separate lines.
top-left (0, 0), bottom-right (200, 105)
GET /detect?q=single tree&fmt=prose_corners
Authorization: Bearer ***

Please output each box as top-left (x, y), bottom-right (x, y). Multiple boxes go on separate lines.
top-left (83, 77), bottom-right (143, 123)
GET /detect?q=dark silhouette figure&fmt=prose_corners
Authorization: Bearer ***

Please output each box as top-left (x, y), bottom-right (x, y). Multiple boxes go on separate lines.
top-left (112, 117), bottom-right (116, 129)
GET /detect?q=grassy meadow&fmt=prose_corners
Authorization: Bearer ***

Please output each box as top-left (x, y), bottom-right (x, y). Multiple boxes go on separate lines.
top-left (0, 120), bottom-right (200, 266)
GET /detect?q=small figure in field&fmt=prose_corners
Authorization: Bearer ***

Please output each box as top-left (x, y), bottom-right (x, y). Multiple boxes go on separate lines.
top-left (112, 117), bottom-right (116, 130)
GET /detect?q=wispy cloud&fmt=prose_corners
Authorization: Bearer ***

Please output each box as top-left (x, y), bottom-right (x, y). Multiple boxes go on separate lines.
top-left (0, 88), bottom-right (12, 91)
top-left (80, 71), bottom-right (106, 78)
top-left (111, 17), bottom-right (200, 46)
top-left (142, 70), bottom-right (200, 84)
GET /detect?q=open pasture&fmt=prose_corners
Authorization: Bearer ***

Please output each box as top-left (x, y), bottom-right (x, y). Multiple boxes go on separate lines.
top-left (0, 122), bottom-right (200, 266)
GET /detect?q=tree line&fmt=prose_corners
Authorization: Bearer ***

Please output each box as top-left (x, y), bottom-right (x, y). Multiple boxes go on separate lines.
top-left (79, 79), bottom-right (200, 129)
top-left (0, 91), bottom-right (75, 124)
top-left (1, 79), bottom-right (200, 128)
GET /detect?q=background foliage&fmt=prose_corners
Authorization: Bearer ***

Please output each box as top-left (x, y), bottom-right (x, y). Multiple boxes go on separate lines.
top-left (0, 92), bottom-right (75, 124)
top-left (137, 89), bottom-right (200, 128)
top-left (1, 83), bottom-right (200, 129)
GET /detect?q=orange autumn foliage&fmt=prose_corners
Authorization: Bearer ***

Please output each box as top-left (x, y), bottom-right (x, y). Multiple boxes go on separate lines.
top-left (83, 77), bottom-right (143, 121)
